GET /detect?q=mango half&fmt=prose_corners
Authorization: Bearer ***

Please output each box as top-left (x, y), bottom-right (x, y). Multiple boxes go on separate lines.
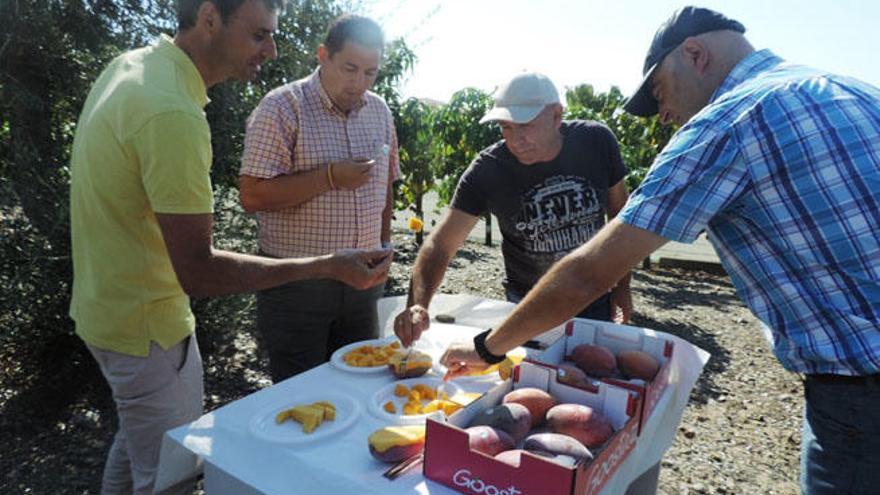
top-left (368, 425), bottom-right (426, 463)
top-left (387, 349), bottom-right (433, 378)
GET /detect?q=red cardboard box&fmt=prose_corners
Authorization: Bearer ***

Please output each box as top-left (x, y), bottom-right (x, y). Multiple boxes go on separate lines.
top-left (424, 360), bottom-right (641, 495)
top-left (537, 318), bottom-right (675, 433)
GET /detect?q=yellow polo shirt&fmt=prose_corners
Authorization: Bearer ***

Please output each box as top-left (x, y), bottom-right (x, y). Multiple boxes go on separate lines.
top-left (69, 34), bottom-right (213, 356)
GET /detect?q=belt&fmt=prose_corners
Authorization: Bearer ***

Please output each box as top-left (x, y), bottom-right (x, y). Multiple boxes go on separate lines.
top-left (806, 373), bottom-right (880, 386)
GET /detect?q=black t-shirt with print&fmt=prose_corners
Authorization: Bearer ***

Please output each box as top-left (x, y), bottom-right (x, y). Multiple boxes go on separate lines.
top-left (452, 120), bottom-right (627, 308)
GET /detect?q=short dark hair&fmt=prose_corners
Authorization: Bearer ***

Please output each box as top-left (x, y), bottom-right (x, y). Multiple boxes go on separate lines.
top-left (177, 0), bottom-right (287, 31)
top-left (324, 14), bottom-right (384, 56)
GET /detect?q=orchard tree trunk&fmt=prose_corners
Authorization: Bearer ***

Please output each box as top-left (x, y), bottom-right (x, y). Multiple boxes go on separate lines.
top-left (415, 192), bottom-right (424, 246)
top-left (484, 213), bottom-right (492, 246)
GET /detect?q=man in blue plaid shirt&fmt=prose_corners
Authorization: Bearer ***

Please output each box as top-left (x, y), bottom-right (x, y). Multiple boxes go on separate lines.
top-left (440, 7), bottom-right (879, 494)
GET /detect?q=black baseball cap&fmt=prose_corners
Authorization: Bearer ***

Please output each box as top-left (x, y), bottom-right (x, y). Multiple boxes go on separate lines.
top-left (623, 6), bottom-right (745, 117)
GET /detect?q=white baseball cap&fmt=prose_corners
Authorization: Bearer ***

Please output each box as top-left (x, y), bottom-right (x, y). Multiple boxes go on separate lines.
top-left (480, 72), bottom-right (561, 124)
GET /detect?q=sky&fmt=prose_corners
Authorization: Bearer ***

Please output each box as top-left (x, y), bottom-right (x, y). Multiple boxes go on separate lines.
top-left (363, 0), bottom-right (880, 103)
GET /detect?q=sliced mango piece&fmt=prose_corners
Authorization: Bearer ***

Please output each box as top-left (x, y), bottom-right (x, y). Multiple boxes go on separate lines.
top-left (449, 392), bottom-right (483, 406)
top-left (412, 383), bottom-right (436, 400)
top-left (311, 401), bottom-right (336, 421)
top-left (394, 384), bottom-right (409, 397)
top-left (421, 399), bottom-right (443, 414)
top-left (422, 399), bottom-right (464, 416)
top-left (301, 413), bottom-right (322, 433)
top-left (368, 425), bottom-right (426, 453)
top-left (402, 401), bottom-right (422, 415)
top-left (275, 409), bottom-right (292, 424)
top-left (290, 404), bottom-right (325, 433)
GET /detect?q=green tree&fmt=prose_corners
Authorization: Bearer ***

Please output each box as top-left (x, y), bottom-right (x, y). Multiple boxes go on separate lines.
top-left (373, 38), bottom-right (416, 115)
top-left (0, 0), bottom-right (415, 346)
top-left (565, 84), bottom-right (677, 192)
top-left (394, 98), bottom-right (438, 245)
top-left (435, 88), bottom-right (500, 245)
top-left (0, 0), bottom-right (176, 345)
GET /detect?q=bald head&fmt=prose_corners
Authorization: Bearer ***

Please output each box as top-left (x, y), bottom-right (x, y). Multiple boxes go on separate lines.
top-left (651, 30), bottom-right (754, 124)
top-left (688, 30), bottom-right (755, 84)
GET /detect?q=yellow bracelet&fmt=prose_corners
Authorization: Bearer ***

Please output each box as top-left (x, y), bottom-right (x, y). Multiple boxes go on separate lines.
top-left (327, 163), bottom-right (336, 190)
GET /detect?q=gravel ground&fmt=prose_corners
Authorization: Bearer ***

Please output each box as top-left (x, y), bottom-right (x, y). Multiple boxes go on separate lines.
top-left (0, 230), bottom-right (803, 494)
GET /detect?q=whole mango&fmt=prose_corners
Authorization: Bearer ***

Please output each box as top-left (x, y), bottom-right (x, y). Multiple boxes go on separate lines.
top-left (570, 344), bottom-right (618, 378)
top-left (502, 387), bottom-right (557, 427)
top-left (468, 403), bottom-right (532, 441)
top-left (546, 403), bottom-right (614, 448)
top-left (617, 350), bottom-right (660, 381)
top-left (465, 425), bottom-right (515, 456)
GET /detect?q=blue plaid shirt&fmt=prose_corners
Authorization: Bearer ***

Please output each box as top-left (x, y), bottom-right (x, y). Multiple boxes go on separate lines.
top-left (620, 49), bottom-right (880, 375)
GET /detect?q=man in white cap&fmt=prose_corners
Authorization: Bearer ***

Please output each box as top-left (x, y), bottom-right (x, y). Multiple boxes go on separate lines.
top-left (394, 72), bottom-right (631, 347)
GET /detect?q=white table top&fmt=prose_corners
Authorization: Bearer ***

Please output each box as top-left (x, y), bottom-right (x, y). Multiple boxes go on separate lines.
top-left (155, 294), bottom-right (708, 495)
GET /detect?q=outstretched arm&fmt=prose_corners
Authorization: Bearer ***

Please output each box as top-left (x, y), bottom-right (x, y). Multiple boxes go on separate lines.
top-left (393, 208), bottom-right (479, 346)
top-left (156, 213), bottom-right (391, 297)
top-left (441, 219), bottom-right (667, 377)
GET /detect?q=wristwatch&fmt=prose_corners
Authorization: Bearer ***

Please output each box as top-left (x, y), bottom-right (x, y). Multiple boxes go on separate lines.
top-left (473, 329), bottom-right (507, 365)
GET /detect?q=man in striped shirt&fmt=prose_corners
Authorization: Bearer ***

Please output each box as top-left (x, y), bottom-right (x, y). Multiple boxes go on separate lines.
top-left (440, 7), bottom-right (879, 493)
top-left (239, 14), bottom-right (398, 382)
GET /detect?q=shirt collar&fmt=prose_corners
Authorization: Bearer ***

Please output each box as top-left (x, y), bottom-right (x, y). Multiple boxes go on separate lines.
top-left (709, 49), bottom-right (784, 105)
top-left (308, 68), bottom-right (367, 116)
top-left (156, 34), bottom-right (210, 108)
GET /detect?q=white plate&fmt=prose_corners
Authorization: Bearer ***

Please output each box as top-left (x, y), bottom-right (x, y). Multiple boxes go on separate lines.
top-left (329, 337), bottom-right (401, 374)
top-left (368, 377), bottom-right (463, 425)
top-left (249, 392), bottom-right (361, 444)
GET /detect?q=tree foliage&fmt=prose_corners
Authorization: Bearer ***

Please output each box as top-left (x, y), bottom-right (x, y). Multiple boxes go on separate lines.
top-left (394, 98), bottom-right (438, 244)
top-left (433, 88), bottom-right (500, 206)
top-left (0, 0), bottom-right (176, 344)
top-left (564, 84), bottom-right (677, 192)
top-left (430, 88), bottom-right (500, 244)
top-left (0, 0), bottom-right (416, 344)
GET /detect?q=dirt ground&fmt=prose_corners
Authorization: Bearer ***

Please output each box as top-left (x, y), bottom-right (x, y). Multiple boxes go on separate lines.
top-left (0, 231), bottom-right (803, 494)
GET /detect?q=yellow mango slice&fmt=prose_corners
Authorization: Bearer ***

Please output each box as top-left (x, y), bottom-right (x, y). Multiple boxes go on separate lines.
top-left (275, 409), bottom-right (292, 424)
top-left (301, 414), bottom-right (321, 433)
top-left (290, 405), bottom-right (324, 431)
top-left (449, 392), bottom-right (483, 407)
top-left (402, 401), bottom-right (422, 415)
top-left (311, 401), bottom-right (336, 421)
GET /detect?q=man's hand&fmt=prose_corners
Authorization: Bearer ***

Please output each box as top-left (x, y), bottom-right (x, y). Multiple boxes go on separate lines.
top-left (331, 159), bottom-right (375, 190)
top-left (328, 247), bottom-right (391, 289)
top-left (611, 283), bottom-right (632, 324)
top-left (394, 305), bottom-right (430, 347)
top-left (439, 342), bottom-right (489, 380)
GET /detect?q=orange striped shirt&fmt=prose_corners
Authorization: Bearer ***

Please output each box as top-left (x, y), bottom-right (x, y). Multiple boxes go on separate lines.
top-left (240, 70), bottom-right (399, 257)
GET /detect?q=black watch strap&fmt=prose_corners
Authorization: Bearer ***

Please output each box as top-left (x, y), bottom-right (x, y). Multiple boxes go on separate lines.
top-left (473, 329), bottom-right (506, 365)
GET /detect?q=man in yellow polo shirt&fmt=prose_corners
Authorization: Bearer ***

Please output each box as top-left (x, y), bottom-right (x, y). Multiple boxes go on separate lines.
top-left (69, 1), bottom-right (391, 493)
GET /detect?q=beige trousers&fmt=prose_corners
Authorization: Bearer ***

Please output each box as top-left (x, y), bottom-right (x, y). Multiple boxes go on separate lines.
top-left (88, 336), bottom-right (203, 495)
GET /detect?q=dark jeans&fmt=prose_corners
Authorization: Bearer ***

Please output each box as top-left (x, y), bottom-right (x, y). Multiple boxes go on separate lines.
top-left (505, 288), bottom-right (613, 321)
top-left (800, 374), bottom-right (880, 494)
top-left (256, 278), bottom-right (384, 383)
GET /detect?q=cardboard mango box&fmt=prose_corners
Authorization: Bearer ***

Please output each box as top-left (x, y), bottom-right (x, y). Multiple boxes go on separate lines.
top-left (537, 318), bottom-right (675, 434)
top-left (423, 360), bottom-right (641, 495)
